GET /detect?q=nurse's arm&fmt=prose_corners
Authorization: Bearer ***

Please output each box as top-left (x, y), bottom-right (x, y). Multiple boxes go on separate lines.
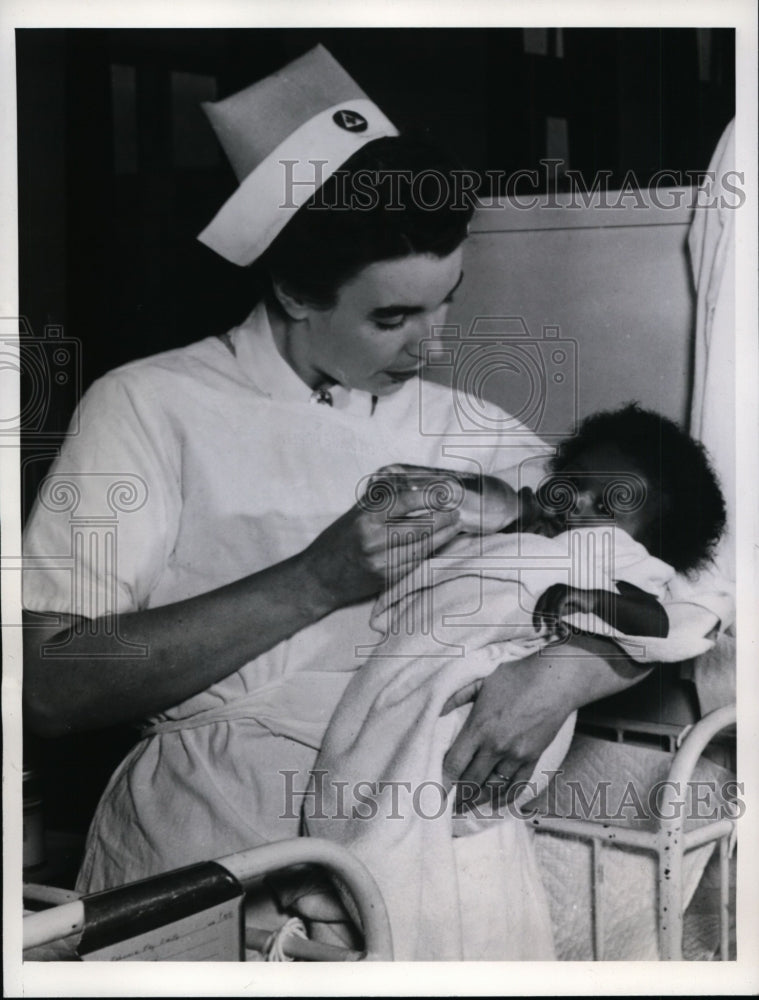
top-left (23, 553), bottom-right (339, 737)
top-left (441, 635), bottom-right (652, 793)
top-left (24, 495), bottom-right (461, 737)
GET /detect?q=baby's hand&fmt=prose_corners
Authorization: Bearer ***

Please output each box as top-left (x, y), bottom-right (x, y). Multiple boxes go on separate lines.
top-left (532, 583), bottom-right (595, 639)
top-left (533, 581), bottom-right (669, 638)
top-left (513, 487), bottom-right (566, 537)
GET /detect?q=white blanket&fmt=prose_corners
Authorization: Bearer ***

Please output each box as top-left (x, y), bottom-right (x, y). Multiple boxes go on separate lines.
top-left (304, 530), bottom-right (724, 960)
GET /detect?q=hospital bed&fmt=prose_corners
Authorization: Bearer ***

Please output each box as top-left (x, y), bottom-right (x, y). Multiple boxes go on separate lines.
top-left (23, 837), bottom-right (393, 962)
top-left (23, 704), bottom-right (736, 962)
top-left (532, 702), bottom-right (737, 961)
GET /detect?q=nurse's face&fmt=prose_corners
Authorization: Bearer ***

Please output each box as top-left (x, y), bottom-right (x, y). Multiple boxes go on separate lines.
top-left (286, 248), bottom-right (465, 396)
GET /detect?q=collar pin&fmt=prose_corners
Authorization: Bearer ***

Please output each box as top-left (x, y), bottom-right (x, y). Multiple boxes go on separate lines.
top-left (310, 386), bottom-right (334, 406)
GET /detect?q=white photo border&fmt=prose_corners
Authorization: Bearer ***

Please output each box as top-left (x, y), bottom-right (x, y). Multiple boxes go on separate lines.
top-left (2, 1), bottom-right (757, 996)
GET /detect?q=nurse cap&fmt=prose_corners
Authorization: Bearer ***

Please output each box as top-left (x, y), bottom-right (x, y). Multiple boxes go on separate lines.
top-left (197, 45), bottom-right (399, 266)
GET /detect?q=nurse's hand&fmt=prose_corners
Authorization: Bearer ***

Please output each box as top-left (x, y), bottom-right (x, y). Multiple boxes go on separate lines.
top-left (440, 657), bottom-right (571, 803)
top-left (440, 635), bottom-right (651, 804)
top-left (301, 484), bottom-right (462, 608)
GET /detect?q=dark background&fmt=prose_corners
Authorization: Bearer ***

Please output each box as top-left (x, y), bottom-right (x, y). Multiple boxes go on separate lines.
top-left (16, 28), bottom-right (735, 852)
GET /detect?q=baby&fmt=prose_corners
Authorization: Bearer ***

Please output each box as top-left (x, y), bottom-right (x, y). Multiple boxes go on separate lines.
top-left (521, 403), bottom-right (726, 638)
top-left (291, 409), bottom-right (727, 929)
top-left (381, 402), bottom-right (726, 640)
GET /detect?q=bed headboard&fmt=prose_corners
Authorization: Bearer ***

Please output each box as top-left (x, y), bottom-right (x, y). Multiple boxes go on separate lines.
top-left (441, 188), bottom-right (696, 440)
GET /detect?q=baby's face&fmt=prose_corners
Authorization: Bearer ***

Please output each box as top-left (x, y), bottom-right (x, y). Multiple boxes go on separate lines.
top-left (540, 443), bottom-right (660, 544)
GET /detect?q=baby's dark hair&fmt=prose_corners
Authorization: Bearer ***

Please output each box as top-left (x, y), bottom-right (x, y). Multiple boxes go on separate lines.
top-left (550, 403), bottom-right (726, 574)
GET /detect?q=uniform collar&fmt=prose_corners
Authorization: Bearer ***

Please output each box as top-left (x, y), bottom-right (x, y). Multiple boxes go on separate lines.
top-left (230, 301), bottom-right (376, 415)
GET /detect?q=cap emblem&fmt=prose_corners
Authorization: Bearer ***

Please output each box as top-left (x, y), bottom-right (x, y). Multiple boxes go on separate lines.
top-left (332, 108), bottom-right (368, 132)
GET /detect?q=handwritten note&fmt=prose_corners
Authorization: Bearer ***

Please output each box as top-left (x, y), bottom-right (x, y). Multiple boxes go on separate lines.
top-left (80, 898), bottom-right (243, 961)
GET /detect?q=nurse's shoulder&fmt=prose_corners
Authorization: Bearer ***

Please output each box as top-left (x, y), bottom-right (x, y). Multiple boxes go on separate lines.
top-left (77, 311), bottom-right (271, 427)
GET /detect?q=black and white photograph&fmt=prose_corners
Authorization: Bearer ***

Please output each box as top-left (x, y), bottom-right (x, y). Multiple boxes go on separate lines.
top-left (3, 1), bottom-right (758, 995)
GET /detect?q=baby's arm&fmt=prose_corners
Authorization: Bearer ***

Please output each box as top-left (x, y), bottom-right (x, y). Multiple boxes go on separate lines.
top-left (533, 581), bottom-right (670, 638)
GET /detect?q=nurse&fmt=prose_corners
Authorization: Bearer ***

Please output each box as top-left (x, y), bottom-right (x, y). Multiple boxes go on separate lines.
top-left (23, 46), bottom-right (656, 893)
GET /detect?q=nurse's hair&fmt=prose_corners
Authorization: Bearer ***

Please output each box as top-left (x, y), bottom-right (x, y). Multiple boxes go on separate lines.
top-left (257, 135), bottom-right (475, 308)
top-left (549, 403), bottom-right (727, 575)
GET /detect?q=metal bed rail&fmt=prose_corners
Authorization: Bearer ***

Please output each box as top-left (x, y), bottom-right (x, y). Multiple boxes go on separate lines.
top-left (531, 704), bottom-right (737, 960)
top-left (23, 837), bottom-right (393, 961)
